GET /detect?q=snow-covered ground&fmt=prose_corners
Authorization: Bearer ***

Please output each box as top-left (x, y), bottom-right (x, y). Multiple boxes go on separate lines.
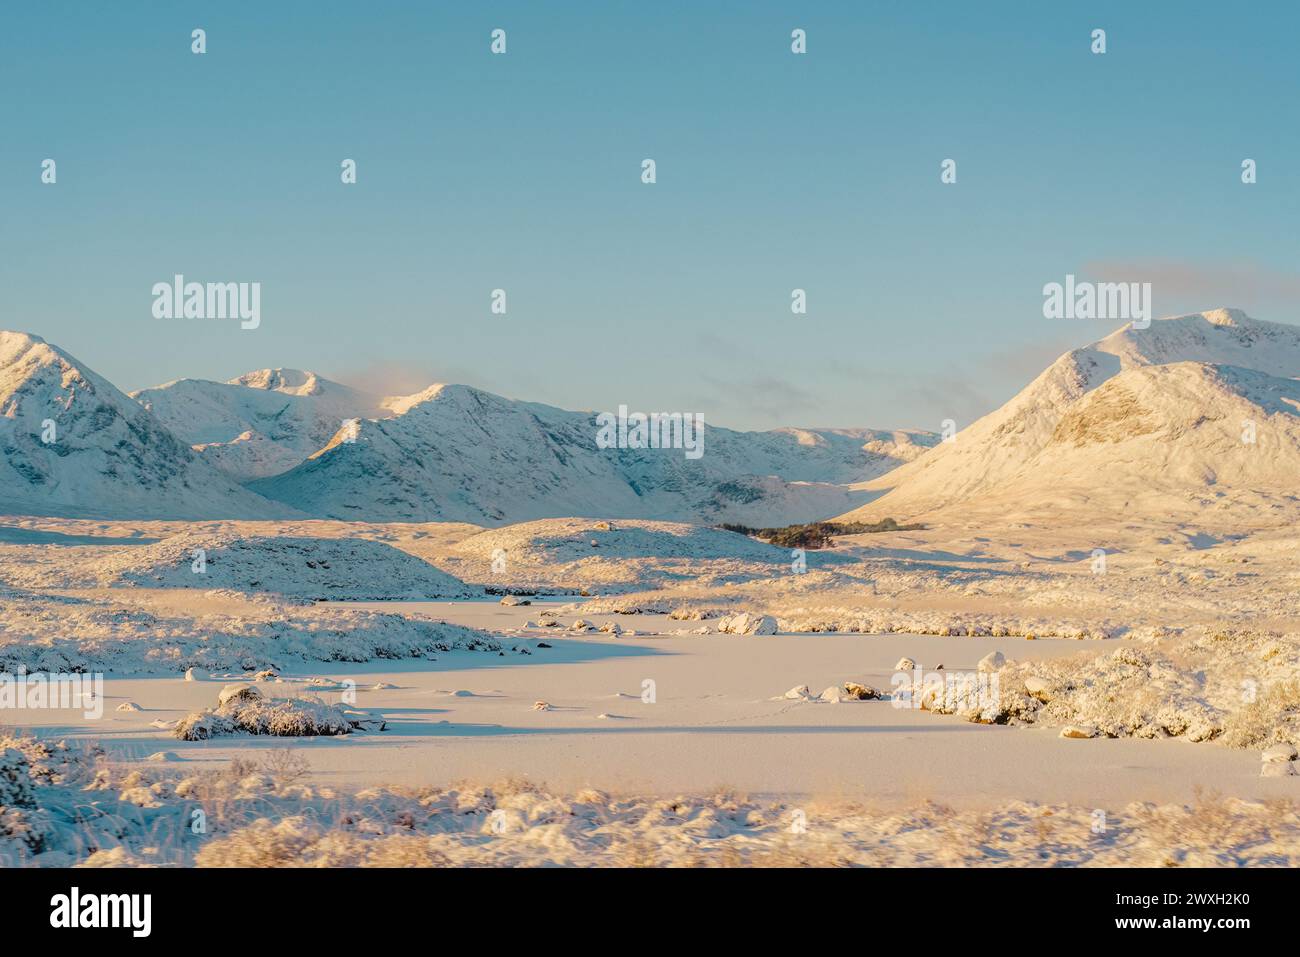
top-left (3, 622), bottom-right (1298, 866)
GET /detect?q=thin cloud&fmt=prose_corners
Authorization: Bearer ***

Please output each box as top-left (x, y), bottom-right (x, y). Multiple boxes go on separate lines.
top-left (1083, 259), bottom-right (1300, 319)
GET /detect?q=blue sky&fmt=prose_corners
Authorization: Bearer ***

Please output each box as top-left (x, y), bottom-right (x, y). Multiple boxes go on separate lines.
top-left (2, 1), bottom-right (1296, 431)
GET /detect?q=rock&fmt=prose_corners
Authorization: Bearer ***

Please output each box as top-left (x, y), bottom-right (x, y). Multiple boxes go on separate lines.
top-left (512, 644), bottom-right (533, 655)
top-left (183, 667), bottom-right (197, 682)
top-left (842, 682), bottom-right (882, 700)
top-left (894, 657), bottom-right (917, 672)
top-left (718, 613), bottom-right (779, 636)
top-left (148, 719), bottom-right (175, 730)
top-left (977, 651), bottom-right (1006, 673)
top-left (500, 595), bottom-right (530, 606)
top-left (216, 683), bottom-right (263, 708)
top-left (1060, 725), bottom-right (1097, 739)
top-left (1261, 762), bottom-right (1297, 778)
top-left (146, 751), bottom-right (180, 762)
top-left (532, 700), bottom-right (552, 711)
top-left (371, 682), bottom-right (396, 691)
top-left (116, 701), bottom-right (143, 712)
top-left (782, 685), bottom-right (811, 700)
top-left (818, 686), bottom-right (843, 703)
top-left (1023, 676), bottom-right (1050, 700)
top-left (1261, 743), bottom-right (1298, 764)
top-left (250, 669), bottom-right (280, 681)
top-left (599, 622), bottom-right (623, 636)
top-left (537, 642), bottom-right (552, 649)
top-left (341, 709), bottom-right (387, 732)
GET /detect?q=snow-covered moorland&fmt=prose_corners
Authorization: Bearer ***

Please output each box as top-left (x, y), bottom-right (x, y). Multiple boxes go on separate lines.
top-left (3, 733), bottom-right (1297, 867)
top-left (0, 588), bottom-right (498, 675)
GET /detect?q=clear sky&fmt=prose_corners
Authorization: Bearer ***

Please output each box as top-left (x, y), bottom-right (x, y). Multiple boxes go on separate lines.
top-left (2, 1), bottom-right (1297, 432)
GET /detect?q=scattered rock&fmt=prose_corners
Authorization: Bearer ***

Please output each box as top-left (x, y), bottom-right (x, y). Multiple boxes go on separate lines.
top-left (818, 686), bottom-right (843, 704)
top-left (895, 657), bottom-right (917, 672)
top-left (842, 682), bottom-right (882, 700)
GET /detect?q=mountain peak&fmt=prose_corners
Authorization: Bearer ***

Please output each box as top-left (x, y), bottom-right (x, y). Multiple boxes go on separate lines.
top-left (0, 330), bottom-right (63, 370)
top-left (0, 329), bottom-right (49, 348)
top-left (1196, 307), bottom-right (1252, 327)
top-left (229, 368), bottom-right (326, 396)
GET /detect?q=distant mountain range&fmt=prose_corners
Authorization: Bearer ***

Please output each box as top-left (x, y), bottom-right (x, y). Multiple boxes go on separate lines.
top-left (1, 331), bottom-right (933, 524)
top-left (12, 308), bottom-right (1294, 528)
top-left (0, 331), bottom-right (283, 520)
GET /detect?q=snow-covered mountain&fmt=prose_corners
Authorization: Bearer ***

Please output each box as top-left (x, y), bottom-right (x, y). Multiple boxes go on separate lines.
top-left (0, 332), bottom-right (290, 519)
top-left (247, 383), bottom-right (935, 525)
top-left (839, 309), bottom-right (1300, 524)
top-left (133, 369), bottom-right (384, 480)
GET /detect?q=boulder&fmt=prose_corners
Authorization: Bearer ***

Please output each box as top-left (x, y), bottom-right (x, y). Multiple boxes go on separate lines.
top-left (1023, 676), bottom-right (1050, 701)
top-left (217, 683), bottom-right (263, 708)
top-left (718, 613), bottom-right (779, 635)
